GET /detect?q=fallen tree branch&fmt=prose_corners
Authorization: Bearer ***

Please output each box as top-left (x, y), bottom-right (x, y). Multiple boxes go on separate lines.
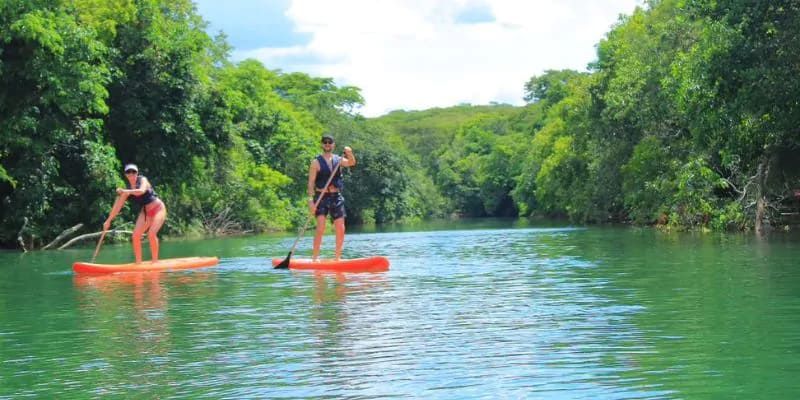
top-left (202, 206), bottom-right (243, 235)
top-left (720, 176), bottom-right (743, 195)
top-left (42, 223), bottom-right (84, 250)
top-left (17, 217), bottom-right (29, 253)
top-left (58, 229), bottom-right (133, 250)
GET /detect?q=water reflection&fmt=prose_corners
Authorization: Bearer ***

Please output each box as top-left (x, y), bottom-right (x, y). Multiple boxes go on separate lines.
top-left (303, 271), bottom-right (392, 344)
top-left (2, 224), bottom-right (799, 398)
top-left (71, 272), bottom-right (214, 396)
top-left (302, 271), bottom-right (390, 303)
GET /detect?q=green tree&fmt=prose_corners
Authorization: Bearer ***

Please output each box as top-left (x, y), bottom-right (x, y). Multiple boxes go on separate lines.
top-left (675, 0), bottom-right (800, 232)
top-left (0, 0), bottom-right (116, 247)
top-left (103, 0), bottom-right (214, 186)
top-left (274, 72), bottom-right (363, 121)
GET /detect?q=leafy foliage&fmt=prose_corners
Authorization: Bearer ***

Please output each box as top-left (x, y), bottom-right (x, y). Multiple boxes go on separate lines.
top-left (3, 0), bottom-right (799, 248)
top-left (0, 0), bottom-right (419, 247)
top-left (1, 0), bottom-right (115, 245)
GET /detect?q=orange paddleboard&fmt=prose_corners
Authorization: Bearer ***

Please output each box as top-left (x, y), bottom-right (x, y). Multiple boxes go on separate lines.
top-left (73, 257), bottom-right (219, 274)
top-left (271, 256), bottom-right (390, 273)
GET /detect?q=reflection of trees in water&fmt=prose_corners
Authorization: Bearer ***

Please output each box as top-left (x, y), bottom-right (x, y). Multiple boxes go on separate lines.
top-left (73, 272), bottom-right (212, 395)
top-left (559, 229), bottom-right (794, 397)
top-left (307, 272), bottom-right (390, 380)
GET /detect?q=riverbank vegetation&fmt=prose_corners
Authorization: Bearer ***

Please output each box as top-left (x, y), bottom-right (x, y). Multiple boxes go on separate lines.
top-left (2, 0), bottom-right (799, 249)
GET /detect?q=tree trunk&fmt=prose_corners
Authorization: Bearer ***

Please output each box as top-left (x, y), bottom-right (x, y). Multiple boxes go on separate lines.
top-left (57, 230), bottom-right (133, 250)
top-left (42, 223), bottom-right (84, 250)
top-left (755, 196), bottom-right (766, 235)
top-left (17, 217), bottom-right (29, 252)
top-left (754, 156), bottom-right (770, 236)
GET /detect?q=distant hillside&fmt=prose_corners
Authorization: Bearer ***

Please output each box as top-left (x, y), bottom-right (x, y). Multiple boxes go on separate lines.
top-left (371, 103), bottom-right (527, 162)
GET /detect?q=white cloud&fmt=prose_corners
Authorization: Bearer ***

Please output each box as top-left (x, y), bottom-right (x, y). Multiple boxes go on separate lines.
top-left (236, 0), bottom-right (643, 117)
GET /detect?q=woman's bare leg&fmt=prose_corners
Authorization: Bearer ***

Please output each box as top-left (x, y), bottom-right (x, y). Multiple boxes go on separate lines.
top-left (147, 208), bottom-right (167, 262)
top-left (132, 212), bottom-right (147, 263)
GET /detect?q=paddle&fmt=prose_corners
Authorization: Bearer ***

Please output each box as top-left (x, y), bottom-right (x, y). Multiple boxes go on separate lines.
top-left (92, 193), bottom-right (120, 263)
top-left (91, 229), bottom-right (108, 263)
top-left (275, 155), bottom-right (343, 269)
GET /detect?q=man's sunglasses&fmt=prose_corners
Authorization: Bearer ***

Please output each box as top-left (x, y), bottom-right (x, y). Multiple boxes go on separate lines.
top-left (125, 170), bottom-right (137, 174)
top-left (322, 139), bottom-right (334, 144)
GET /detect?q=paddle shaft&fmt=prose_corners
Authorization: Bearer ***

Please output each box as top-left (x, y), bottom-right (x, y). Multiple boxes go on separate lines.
top-left (91, 230), bottom-right (108, 263)
top-left (92, 193), bottom-right (122, 262)
top-left (281, 156), bottom-right (343, 263)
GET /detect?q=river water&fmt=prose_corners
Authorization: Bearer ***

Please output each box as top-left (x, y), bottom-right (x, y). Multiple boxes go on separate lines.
top-left (1, 220), bottom-right (799, 398)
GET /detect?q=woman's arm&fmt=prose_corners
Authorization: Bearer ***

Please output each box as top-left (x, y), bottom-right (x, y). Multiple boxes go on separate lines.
top-left (119, 177), bottom-right (150, 196)
top-left (103, 193), bottom-right (129, 230)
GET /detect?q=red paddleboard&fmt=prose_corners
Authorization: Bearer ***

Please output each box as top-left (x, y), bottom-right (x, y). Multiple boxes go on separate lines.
top-left (73, 257), bottom-right (219, 274)
top-left (271, 256), bottom-right (390, 273)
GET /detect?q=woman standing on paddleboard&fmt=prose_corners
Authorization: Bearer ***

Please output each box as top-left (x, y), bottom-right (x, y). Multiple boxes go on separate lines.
top-left (103, 164), bottom-right (167, 263)
top-left (308, 134), bottom-right (356, 261)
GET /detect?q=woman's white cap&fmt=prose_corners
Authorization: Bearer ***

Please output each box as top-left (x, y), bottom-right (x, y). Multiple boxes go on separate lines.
top-left (123, 164), bottom-right (138, 173)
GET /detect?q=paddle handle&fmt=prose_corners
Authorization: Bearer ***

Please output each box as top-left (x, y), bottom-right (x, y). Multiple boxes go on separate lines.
top-left (91, 230), bottom-right (108, 263)
top-left (286, 159), bottom-right (344, 256)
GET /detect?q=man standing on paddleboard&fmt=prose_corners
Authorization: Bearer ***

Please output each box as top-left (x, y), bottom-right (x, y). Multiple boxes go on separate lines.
top-left (103, 164), bottom-right (168, 263)
top-left (307, 134), bottom-right (356, 261)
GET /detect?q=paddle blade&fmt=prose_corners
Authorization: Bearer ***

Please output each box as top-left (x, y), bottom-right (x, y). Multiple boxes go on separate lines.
top-left (274, 252), bottom-right (292, 269)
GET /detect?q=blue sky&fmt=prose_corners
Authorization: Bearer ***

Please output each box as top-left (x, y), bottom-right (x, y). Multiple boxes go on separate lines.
top-left (195, 0), bottom-right (310, 49)
top-left (194, 0), bottom-right (643, 117)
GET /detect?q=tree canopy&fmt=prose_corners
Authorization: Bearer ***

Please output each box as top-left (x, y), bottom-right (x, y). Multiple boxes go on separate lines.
top-left (3, 0), bottom-right (798, 249)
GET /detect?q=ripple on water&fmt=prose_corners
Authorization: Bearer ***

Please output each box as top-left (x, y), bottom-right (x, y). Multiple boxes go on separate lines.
top-left (3, 226), bottom-right (800, 398)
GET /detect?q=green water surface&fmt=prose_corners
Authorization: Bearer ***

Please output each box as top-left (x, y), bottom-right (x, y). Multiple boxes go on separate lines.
top-left (1, 221), bottom-right (799, 398)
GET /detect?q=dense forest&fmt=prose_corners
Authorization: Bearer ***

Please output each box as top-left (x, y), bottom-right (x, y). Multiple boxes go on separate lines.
top-left (2, 0), bottom-right (799, 249)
